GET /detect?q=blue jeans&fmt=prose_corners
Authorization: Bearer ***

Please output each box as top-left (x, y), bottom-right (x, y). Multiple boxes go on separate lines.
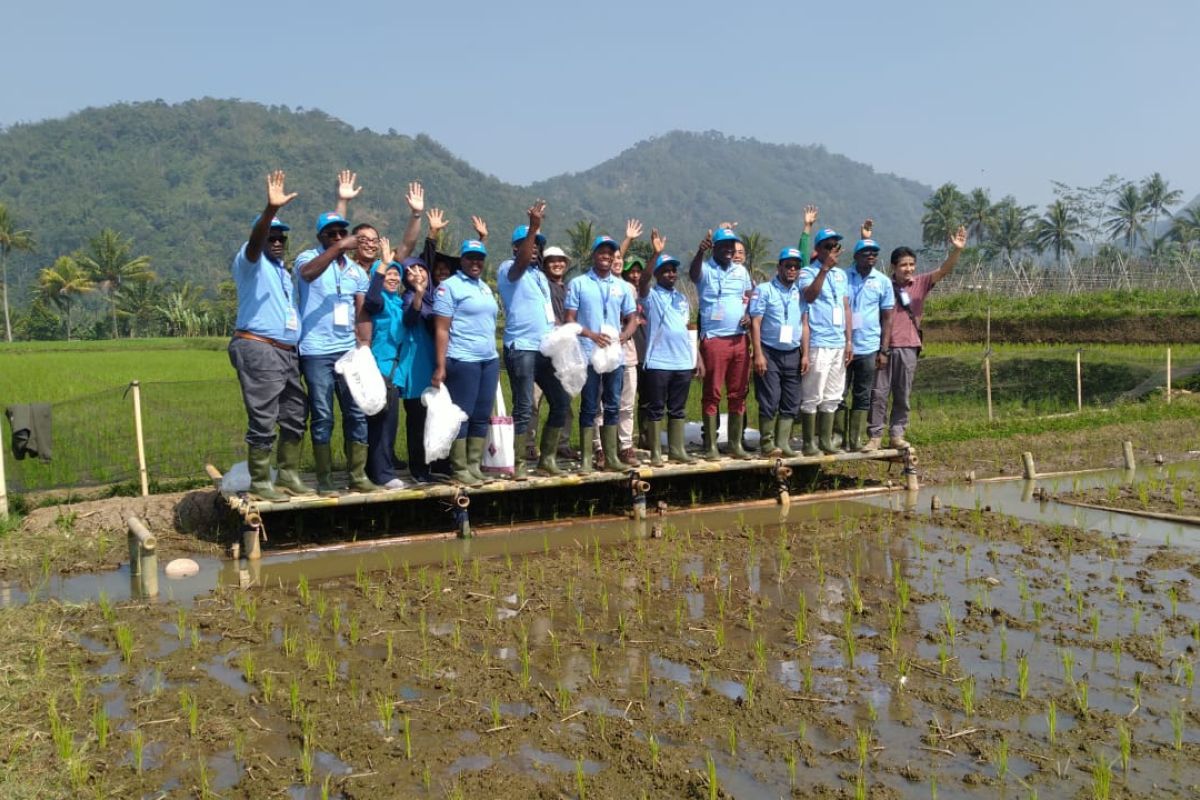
top-left (505, 346), bottom-right (570, 435)
top-left (300, 352), bottom-right (368, 445)
top-left (580, 366), bottom-right (624, 428)
top-left (444, 357), bottom-right (500, 439)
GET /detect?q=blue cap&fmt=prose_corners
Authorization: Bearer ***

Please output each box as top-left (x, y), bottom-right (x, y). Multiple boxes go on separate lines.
top-left (460, 240), bottom-right (487, 258)
top-left (591, 235), bottom-right (619, 254)
top-left (854, 238), bottom-right (880, 254)
top-left (778, 247), bottom-right (803, 262)
top-left (653, 254), bottom-right (681, 272)
top-left (316, 212), bottom-right (350, 235)
top-left (813, 228), bottom-right (843, 246)
top-left (713, 228), bottom-right (742, 244)
top-left (511, 224), bottom-right (547, 246)
top-left (252, 214), bottom-right (290, 232)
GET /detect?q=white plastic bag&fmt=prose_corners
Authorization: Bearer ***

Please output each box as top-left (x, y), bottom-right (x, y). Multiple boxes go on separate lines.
top-left (589, 324), bottom-right (622, 374)
top-left (481, 385), bottom-right (514, 476)
top-left (421, 384), bottom-right (468, 462)
top-left (538, 323), bottom-right (588, 396)
top-left (334, 345), bottom-right (387, 416)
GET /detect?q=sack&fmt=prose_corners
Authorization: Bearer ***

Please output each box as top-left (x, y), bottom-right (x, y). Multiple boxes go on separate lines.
top-left (334, 346), bottom-right (387, 416)
top-left (481, 385), bottom-right (514, 476)
top-left (421, 384), bottom-right (468, 462)
top-left (589, 324), bottom-right (622, 374)
top-left (539, 323), bottom-right (588, 396)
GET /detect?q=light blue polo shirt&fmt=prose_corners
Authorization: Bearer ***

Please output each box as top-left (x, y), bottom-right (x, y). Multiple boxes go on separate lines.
top-left (696, 259), bottom-right (752, 339)
top-left (799, 263), bottom-right (849, 349)
top-left (295, 247), bottom-right (370, 356)
top-left (848, 267), bottom-right (895, 355)
top-left (748, 277), bottom-right (804, 352)
top-left (432, 271), bottom-right (499, 362)
top-left (496, 258), bottom-right (554, 351)
top-left (231, 243), bottom-right (299, 345)
top-left (565, 269), bottom-right (637, 363)
top-left (643, 285), bottom-right (693, 371)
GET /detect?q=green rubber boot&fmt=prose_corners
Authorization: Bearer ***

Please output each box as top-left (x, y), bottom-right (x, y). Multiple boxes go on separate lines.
top-left (776, 417), bottom-right (797, 457)
top-left (536, 426), bottom-right (564, 476)
top-left (346, 441), bottom-right (381, 493)
top-left (799, 413), bottom-right (819, 457)
top-left (647, 420), bottom-right (664, 467)
top-left (600, 425), bottom-right (624, 473)
top-left (248, 446), bottom-right (286, 501)
top-left (579, 427), bottom-right (595, 474)
top-left (847, 410), bottom-right (868, 453)
top-left (818, 411), bottom-right (842, 454)
top-left (831, 404), bottom-right (847, 449)
top-left (512, 430), bottom-right (529, 479)
top-left (728, 413), bottom-right (750, 459)
top-left (465, 437), bottom-right (487, 481)
top-left (275, 436), bottom-right (314, 496)
top-left (668, 418), bottom-right (695, 464)
top-left (313, 443), bottom-right (339, 496)
top-left (450, 438), bottom-right (480, 486)
top-left (702, 414), bottom-right (721, 461)
top-left (758, 415), bottom-right (778, 457)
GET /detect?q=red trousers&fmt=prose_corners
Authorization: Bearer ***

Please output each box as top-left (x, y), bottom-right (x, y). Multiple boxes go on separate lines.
top-left (700, 334), bottom-right (750, 415)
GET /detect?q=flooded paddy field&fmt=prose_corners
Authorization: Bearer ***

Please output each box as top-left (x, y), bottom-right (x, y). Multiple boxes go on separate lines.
top-left (5, 466), bottom-right (1200, 798)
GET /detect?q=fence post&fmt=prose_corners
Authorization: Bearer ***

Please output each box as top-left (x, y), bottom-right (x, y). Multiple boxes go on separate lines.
top-left (1166, 347), bottom-right (1172, 404)
top-left (1076, 349), bottom-right (1083, 412)
top-left (131, 381), bottom-right (149, 497)
top-left (984, 355), bottom-right (994, 423)
top-left (0, 442), bottom-right (8, 520)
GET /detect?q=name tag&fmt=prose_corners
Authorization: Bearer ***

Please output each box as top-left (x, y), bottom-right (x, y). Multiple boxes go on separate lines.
top-left (851, 312), bottom-right (864, 330)
top-left (832, 305), bottom-right (844, 327)
top-left (900, 289), bottom-right (911, 307)
top-left (285, 309), bottom-right (299, 331)
top-left (544, 301), bottom-right (556, 324)
top-left (333, 301), bottom-right (351, 328)
top-left (710, 305), bottom-right (725, 321)
top-left (778, 324), bottom-right (794, 345)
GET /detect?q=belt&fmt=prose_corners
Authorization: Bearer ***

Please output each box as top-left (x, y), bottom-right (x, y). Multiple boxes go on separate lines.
top-left (234, 330), bottom-right (296, 352)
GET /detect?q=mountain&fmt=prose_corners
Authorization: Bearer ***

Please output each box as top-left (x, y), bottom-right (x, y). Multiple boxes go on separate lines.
top-left (0, 99), bottom-right (931, 314)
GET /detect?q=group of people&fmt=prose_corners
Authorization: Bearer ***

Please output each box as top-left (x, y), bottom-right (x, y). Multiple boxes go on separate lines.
top-left (229, 170), bottom-right (967, 500)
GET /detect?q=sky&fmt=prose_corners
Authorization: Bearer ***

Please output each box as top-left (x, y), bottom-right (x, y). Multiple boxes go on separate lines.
top-left (2, 0), bottom-right (1196, 209)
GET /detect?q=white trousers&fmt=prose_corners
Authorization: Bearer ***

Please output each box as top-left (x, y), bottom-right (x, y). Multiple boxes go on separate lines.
top-left (800, 346), bottom-right (846, 414)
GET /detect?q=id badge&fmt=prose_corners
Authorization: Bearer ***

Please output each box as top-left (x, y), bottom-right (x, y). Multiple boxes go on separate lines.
top-left (778, 324), bottom-right (794, 345)
top-left (710, 305), bottom-right (725, 321)
top-left (900, 289), bottom-right (911, 307)
top-left (285, 309), bottom-right (299, 331)
top-left (851, 312), bottom-right (864, 330)
top-left (832, 305), bottom-right (844, 327)
top-left (333, 300), bottom-right (351, 328)
top-left (544, 301), bottom-right (556, 324)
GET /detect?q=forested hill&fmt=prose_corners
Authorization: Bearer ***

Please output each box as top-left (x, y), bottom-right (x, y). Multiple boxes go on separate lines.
top-left (0, 99), bottom-right (930, 300)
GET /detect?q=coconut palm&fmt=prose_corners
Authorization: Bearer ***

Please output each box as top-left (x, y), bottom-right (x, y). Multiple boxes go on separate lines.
top-left (114, 279), bottom-right (164, 338)
top-left (75, 229), bottom-right (155, 338)
top-left (1169, 207), bottom-right (1200, 250)
top-left (0, 203), bottom-right (37, 342)
top-left (963, 188), bottom-right (995, 247)
top-left (1140, 172), bottom-right (1183, 240)
top-left (920, 183), bottom-right (967, 247)
top-left (738, 230), bottom-right (772, 283)
top-left (1103, 183), bottom-right (1147, 253)
top-left (985, 199), bottom-right (1034, 262)
top-left (564, 219), bottom-right (596, 281)
top-left (1032, 200), bottom-right (1082, 268)
top-left (37, 256), bottom-right (95, 340)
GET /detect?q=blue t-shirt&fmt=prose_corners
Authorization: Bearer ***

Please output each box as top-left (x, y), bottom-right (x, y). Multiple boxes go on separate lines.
top-left (798, 263), bottom-right (849, 349)
top-left (848, 267), bottom-right (895, 355)
top-left (748, 277), bottom-right (804, 352)
top-left (231, 243), bottom-right (299, 345)
top-left (565, 269), bottom-right (637, 364)
top-left (496, 258), bottom-right (554, 351)
top-left (295, 247), bottom-right (370, 357)
top-left (696, 259), bottom-right (752, 339)
top-left (432, 271), bottom-right (499, 362)
top-left (642, 284), bottom-right (694, 371)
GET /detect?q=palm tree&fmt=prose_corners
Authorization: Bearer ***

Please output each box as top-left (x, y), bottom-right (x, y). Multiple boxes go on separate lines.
top-left (986, 199), bottom-right (1034, 262)
top-left (75, 229), bottom-right (155, 338)
top-left (0, 203), bottom-right (37, 342)
top-left (1103, 183), bottom-right (1147, 253)
top-left (1031, 200), bottom-right (1082, 268)
top-left (114, 279), bottom-right (164, 338)
top-left (564, 219), bottom-right (595, 282)
top-left (37, 256), bottom-right (95, 340)
top-left (920, 183), bottom-right (967, 247)
top-left (963, 188), bottom-right (995, 247)
top-left (738, 230), bottom-right (772, 283)
top-left (1140, 172), bottom-right (1183, 240)
top-left (1169, 207), bottom-right (1200, 250)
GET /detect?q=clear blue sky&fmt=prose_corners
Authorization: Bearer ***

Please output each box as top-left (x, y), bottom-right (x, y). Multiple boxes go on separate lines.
top-left (2, 0), bottom-right (1195, 208)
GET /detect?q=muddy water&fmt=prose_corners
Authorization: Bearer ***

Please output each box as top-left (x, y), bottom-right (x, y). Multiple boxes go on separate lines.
top-left (11, 468), bottom-right (1200, 797)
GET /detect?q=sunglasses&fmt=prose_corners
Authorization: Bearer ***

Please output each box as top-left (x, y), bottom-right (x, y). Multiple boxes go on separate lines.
top-left (324, 227), bottom-right (350, 240)
top-left (267, 235), bottom-right (288, 243)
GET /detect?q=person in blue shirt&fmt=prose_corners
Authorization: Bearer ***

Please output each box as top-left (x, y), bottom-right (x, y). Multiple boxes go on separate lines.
top-left (799, 228), bottom-right (853, 455)
top-left (496, 200), bottom-right (570, 477)
top-left (750, 247), bottom-right (809, 458)
top-left (432, 239), bottom-right (500, 485)
top-left (639, 234), bottom-right (699, 467)
top-left (228, 171), bottom-right (313, 501)
top-left (689, 227), bottom-right (753, 460)
top-left (843, 225), bottom-right (895, 451)
top-left (565, 235), bottom-right (639, 473)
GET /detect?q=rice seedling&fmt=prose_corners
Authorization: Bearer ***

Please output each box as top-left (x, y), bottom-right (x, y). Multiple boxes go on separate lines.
top-left (848, 574), bottom-right (864, 615)
top-left (714, 623), bottom-right (726, 655)
top-left (960, 675), bottom-right (975, 716)
top-left (324, 654), bottom-right (337, 690)
top-left (675, 687), bottom-right (686, 724)
top-left (300, 738), bottom-right (315, 785)
top-left (1076, 681), bottom-right (1089, 715)
top-left (48, 698), bottom-right (73, 761)
top-left (940, 601), bottom-right (956, 645)
top-left (854, 770), bottom-right (867, 800)
top-left (1168, 586), bottom-right (1179, 617)
top-left (786, 750), bottom-right (797, 787)
top-left (113, 622), bottom-right (134, 663)
top-left (727, 723), bottom-right (738, 756)
top-left (314, 592), bottom-right (328, 622)
top-left (403, 715), bottom-right (412, 759)
top-left (297, 573), bottom-right (310, 605)
top-left (232, 730), bottom-right (246, 762)
top-left (98, 590), bottom-right (114, 623)
top-left (1017, 655), bottom-right (1029, 700)
top-left (242, 652), bottom-right (256, 684)
top-left (999, 624), bottom-right (1008, 663)
top-left (843, 609), bottom-right (856, 669)
top-left (1091, 749), bottom-right (1113, 800)
top-left (937, 636), bottom-right (949, 676)
top-left (994, 736), bottom-right (1009, 782)
top-left (803, 661), bottom-right (814, 693)
top-left (321, 774), bottom-right (333, 800)
top-left (557, 683), bottom-right (572, 716)
top-left (856, 727), bottom-right (869, 768)
top-left (1061, 648), bottom-right (1076, 687)
top-left (1046, 700), bottom-right (1057, 745)
top-left (289, 679), bottom-right (301, 721)
top-left (705, 753), bottom-right (718, 800)
top-left (385, 631), bottom-right (395, 665)
top-left (348, 614), bottom-right (361, 646)
top-left (130, 728), bottom-right (144, 774)
top-left (1118, 722), bottom-right (1131, 773)
top-left (304, 638), bottom-right (322, 671)
top-left (576, 757), bottom-right (587, 799)
top-left (744, 673), bottom-right (756, 708)
top-left (179, 689), bottom-right (199, 737)
top-left (590, 643), bottom-right (600, 680)
top-left (649, 733), bottom-right (660, 766)
top-left (1171, 707), bottom-right (1184, 750)
top-left (261, 670), bottom-right (275, 702)
top-left (753, 635), bottom-right (767, 672)
top-left (1111, 640), bottom-right (1122, 678)
top-left (795, 593), bottom-right (808, 646)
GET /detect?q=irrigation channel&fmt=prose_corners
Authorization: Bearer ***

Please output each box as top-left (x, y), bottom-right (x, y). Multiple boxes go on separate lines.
top-left (5, 461), bottom-right (1200, 798)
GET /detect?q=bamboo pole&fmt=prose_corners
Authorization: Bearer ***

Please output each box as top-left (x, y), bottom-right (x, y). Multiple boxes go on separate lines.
top-left (0, 441), bottom-right (7, 520)
top-left (1021, 452), bottom-right (1037, 480)
top-left (1166, 347), bottom-right (1172, 404)
top-left (130, 381), bottom-right (149, 497)
top-left (1075, 349), bottom-right (1083, 412)
top-left (984, 356), bottom-right (994, 423)
top-left (1122, 441), bottom-right (1136, 471)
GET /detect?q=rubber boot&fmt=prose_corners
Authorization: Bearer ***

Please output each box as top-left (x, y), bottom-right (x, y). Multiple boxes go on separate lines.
top-left (817, 411), bottom-right (842, 454)
top-left (831, 404), bottom-right (847, 450)
top-left (847, 410), bottom-right (868, 453)
top-left (600, 425), bottom-right (624, 473)
top-left (450, 438), bottom-right (480, 486)
top-left (648, 419), bottom-right (664, 467)
top-left (579, 427), bottom-right (596, 474)
top-left (758, 415), bottom-right (778, 457)
top-left (275, 436), bottom-right (314, 496)
top-left (465, 437), bottom-right (487, 481)
top-left (512, 430), bottom-right (529, 480)
top-left (775, 417), bottom-right (797, 457)
top-left (668, 418), bottom-right (695, 464)
top-left (536, 426), bottom-right (564, 476)
top-left (726, 413), bottom-right (749, 460)
top-left (861, 435), bottom-right (883, 452)
top-left (248, 447), bottom-right (286, 501)
top-left (313, 442), bottom-right (339, 496)
top-left (346, 442), bottom-right (382, 493)
top-left (799, 413), bottom-right (819, 457)
top-left (702, 414), bottom-right (721, 461)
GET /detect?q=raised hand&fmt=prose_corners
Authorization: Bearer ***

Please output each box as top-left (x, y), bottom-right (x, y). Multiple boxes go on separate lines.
top-left (337, 170), bottom-right (362, 201)
top-left (860, 219), bottom-right (874, 240)
top-left (337, 233), bottom-right (360, 253)
top-left (803, 205), bottom-right (818, 226)
top-left (699, 229), bottom-right (714, 252)
top-left (471, 215), bottom-right (488, 241)
top-left (406, 265), bottom-right (428, 293)
top-left (406, 182), bottom-right (425, 215)
top-left (650, 228), bottom-right (667, 254)
top-left (266, 170), bottom-right (298, 209)
top-left (625, 218), bottom-right (644, 240)
top-left (379, 236), bottom-right (393, 265)
top-left (426, 208), bottom-right (448, 234)
top-left (949, 225), bottom-right (968, 251)
top-left (527, 201), bottom-right (547, 230)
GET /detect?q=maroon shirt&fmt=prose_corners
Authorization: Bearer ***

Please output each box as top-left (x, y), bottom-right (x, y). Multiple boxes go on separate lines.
top-left (890, 271), bottom-right (935, 348)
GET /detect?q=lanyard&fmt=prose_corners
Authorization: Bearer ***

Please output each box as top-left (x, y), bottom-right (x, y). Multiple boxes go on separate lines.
top-left (774, 279), bottom-right (797, 323)
top-left (273, 259), bottom-right (292, 302)
top-left (592, 272), bottom-right (615, 325)
top-left (851, 270), bottom-right (873, 308)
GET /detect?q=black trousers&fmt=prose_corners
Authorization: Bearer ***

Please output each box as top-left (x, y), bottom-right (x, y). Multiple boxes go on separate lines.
top-left (641, 368), bottom-right (692, 421)
top-left (753, 346), bottom-right (801, 419)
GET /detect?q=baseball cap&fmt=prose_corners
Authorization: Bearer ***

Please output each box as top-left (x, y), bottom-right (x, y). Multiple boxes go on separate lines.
top-left (511, 224), bottom-right (547, 246)
top-left (252, 214), bottom-right (290, 232)
top-left (622, 256), bottom-right (645, 275)
top-left (713, 228), bottom-right (742, 244)
top-left (542, 246), bottom-right (570, 262)
top-left (460, 240), bottom-right (487, 258)
top-left (778, 247), bottom-right (803, 262)
top-left (590, 235), bottom-right (619, 254)
top-left (653, 254), bottom-right (681, 272)
top-left (316, 212), bottom-right (350, 235)
top-left (854, 238), bottom-right (881, 254)
top-left (814, 228), bottom-right (843, 246)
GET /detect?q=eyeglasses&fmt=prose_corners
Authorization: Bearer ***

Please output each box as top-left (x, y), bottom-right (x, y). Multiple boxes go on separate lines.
top-left (357, 236), bottom-right (380, 246)
top-left (267, 235), bottom-right (288, 243)
top-left (324, 227), bottom-right (350, 240)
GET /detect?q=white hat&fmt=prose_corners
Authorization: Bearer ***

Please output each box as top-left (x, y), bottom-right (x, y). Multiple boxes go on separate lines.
top-left (542, 246), bottom-right (570, 262)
